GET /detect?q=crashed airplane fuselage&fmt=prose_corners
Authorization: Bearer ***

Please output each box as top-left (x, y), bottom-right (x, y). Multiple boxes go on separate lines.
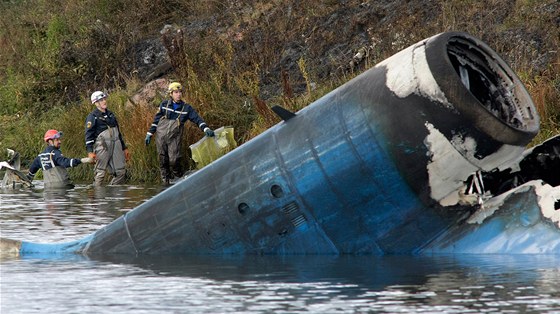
top-left (2, 32), bottom-right (559, 256)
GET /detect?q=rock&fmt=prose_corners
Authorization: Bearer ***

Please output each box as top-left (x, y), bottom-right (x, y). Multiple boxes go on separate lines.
top-left (126, 78), bottom-right (170, 107)
top-left (130, 38), bottom-right (171, 81)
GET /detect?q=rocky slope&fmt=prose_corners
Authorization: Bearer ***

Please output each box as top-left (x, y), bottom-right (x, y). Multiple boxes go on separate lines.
top-left (128, 0), bottom-right (559, 102)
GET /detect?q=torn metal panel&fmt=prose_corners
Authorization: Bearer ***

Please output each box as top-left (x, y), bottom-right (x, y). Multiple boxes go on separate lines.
top-left (423, 182), bottom-right (560, 254)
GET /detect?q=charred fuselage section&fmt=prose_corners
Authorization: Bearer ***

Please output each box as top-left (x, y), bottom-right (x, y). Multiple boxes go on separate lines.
top-left (1, 32), bottom-right (548, 256)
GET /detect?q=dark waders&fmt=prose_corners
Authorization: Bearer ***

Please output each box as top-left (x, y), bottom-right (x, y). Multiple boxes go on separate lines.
top-left (155, 118), bottom-right (184, 183)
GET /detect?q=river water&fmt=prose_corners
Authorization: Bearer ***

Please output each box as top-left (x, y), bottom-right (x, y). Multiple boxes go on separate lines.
top-left (1, 183), bottom-right (560, 313)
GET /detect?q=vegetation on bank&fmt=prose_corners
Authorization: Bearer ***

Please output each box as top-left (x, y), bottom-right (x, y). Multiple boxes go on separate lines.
top-left (0, 0), bottom-right (558, 183)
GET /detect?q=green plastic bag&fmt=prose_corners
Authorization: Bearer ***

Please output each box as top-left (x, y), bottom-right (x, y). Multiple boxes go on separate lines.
top-left (190, 126), bottom-right (237, 169)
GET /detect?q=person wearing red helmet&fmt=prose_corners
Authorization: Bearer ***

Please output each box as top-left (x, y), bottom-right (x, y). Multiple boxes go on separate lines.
top-left (27, 129), bottom-right (95, 188)
top-left (85, 91), bottom-right (130, 186)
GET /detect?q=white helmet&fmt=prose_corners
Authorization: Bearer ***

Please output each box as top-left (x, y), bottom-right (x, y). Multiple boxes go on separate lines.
top-left (91, 91), bottom-right (107, 104)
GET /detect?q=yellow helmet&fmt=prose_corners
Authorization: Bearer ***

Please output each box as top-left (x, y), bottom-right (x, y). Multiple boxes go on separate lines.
top-left (168, 82), bottom-right (183, 95)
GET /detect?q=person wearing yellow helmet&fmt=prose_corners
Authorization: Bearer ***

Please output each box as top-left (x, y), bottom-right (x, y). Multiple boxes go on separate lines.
top-left (145, 81), bottom-right (214, 184)
top-left (26, 129), bottom-right (95, 188)
top-left (167, 82), bottom-right (183, 94)
top-left (85, 91), bottom-right (130, 186)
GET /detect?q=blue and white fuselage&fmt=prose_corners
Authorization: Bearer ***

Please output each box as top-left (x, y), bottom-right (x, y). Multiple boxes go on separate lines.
top-left (2, 32), bottom-right (558, 256)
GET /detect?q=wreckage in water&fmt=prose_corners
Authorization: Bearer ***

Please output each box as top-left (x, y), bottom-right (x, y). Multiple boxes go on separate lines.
top-left (2, 31), bottom-right (559, 256)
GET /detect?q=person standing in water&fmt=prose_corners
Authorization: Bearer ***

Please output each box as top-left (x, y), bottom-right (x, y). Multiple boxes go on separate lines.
top-left (145, 82), bottom-right (214, 185)
top-left (85, 91), bottom-right (130, 186)
top-left (27, 129), bottom-right (95, 188)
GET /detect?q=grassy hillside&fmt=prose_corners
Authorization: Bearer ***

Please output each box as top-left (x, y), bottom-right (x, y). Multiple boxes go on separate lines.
top-left (0, 0), bottom-right (558, 183)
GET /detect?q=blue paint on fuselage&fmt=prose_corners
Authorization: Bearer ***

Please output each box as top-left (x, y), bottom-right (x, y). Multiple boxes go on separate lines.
top-left (423, 185), bottom-right (560, 254)
top-left (9, 31), bottom-right (548, 256)
top-left (20, 234), bottom-right (93, 254)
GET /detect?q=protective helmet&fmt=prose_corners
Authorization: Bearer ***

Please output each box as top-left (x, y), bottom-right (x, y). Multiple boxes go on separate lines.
top-left (91, 91), bottom-right (107, 104)
top-left (168, 82), bottom-right (183, 94)
top-left (44, 129), bottom-right (63, 142)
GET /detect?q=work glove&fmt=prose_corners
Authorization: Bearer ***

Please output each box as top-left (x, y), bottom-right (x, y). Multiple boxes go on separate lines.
top-left (80, 157), bottom-right (95, 164)
top-left (124, 148), bottom-right (130, 162)
top-left (204, 127), bottom-right (215, 137)
top-left (88, 152), bottom-right (96, 160)
top-left (145, 133), bottom-right (152, 146)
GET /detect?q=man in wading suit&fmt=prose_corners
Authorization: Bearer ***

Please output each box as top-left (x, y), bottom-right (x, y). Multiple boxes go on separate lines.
top-left (27, 130), bottom-right (95, 188)
top-left (145, 82), bottom-right (214, 185)
top-left (85, 91), bottom-right (130, 186)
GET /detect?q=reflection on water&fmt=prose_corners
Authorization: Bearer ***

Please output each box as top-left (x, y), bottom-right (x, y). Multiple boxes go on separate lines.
top-left (0, 183), bottom-right (163, 242)
top-left (1, 183), bottom-right (560, 313)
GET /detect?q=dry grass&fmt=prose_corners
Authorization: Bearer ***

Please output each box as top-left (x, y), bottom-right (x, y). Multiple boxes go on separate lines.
top-left (524, 55), bottom-right (560, 144)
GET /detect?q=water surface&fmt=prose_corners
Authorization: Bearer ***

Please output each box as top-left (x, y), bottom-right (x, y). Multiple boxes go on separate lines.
top-left (1, 183), bottom-right (559, 313)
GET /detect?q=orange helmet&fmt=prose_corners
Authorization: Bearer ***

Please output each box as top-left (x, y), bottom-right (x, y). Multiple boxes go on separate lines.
top-left (44, 129), bottom-right (63, 142)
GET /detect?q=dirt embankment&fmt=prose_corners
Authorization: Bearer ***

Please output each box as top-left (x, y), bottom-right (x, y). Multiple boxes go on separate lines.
top-left (131, 0), bottom-right (558, 101)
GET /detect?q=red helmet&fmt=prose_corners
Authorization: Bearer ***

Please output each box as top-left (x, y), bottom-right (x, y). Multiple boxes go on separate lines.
top-left (44, 129), bottom-right (63, 142)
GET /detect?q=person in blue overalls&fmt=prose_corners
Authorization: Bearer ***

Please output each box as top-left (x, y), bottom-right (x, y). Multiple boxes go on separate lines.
top-left (27, 129), bottom-right (95, 188)
top-left (85, 91), bottom-right (130, 186)
top-left (145, 82), bottom-right (214, 184)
